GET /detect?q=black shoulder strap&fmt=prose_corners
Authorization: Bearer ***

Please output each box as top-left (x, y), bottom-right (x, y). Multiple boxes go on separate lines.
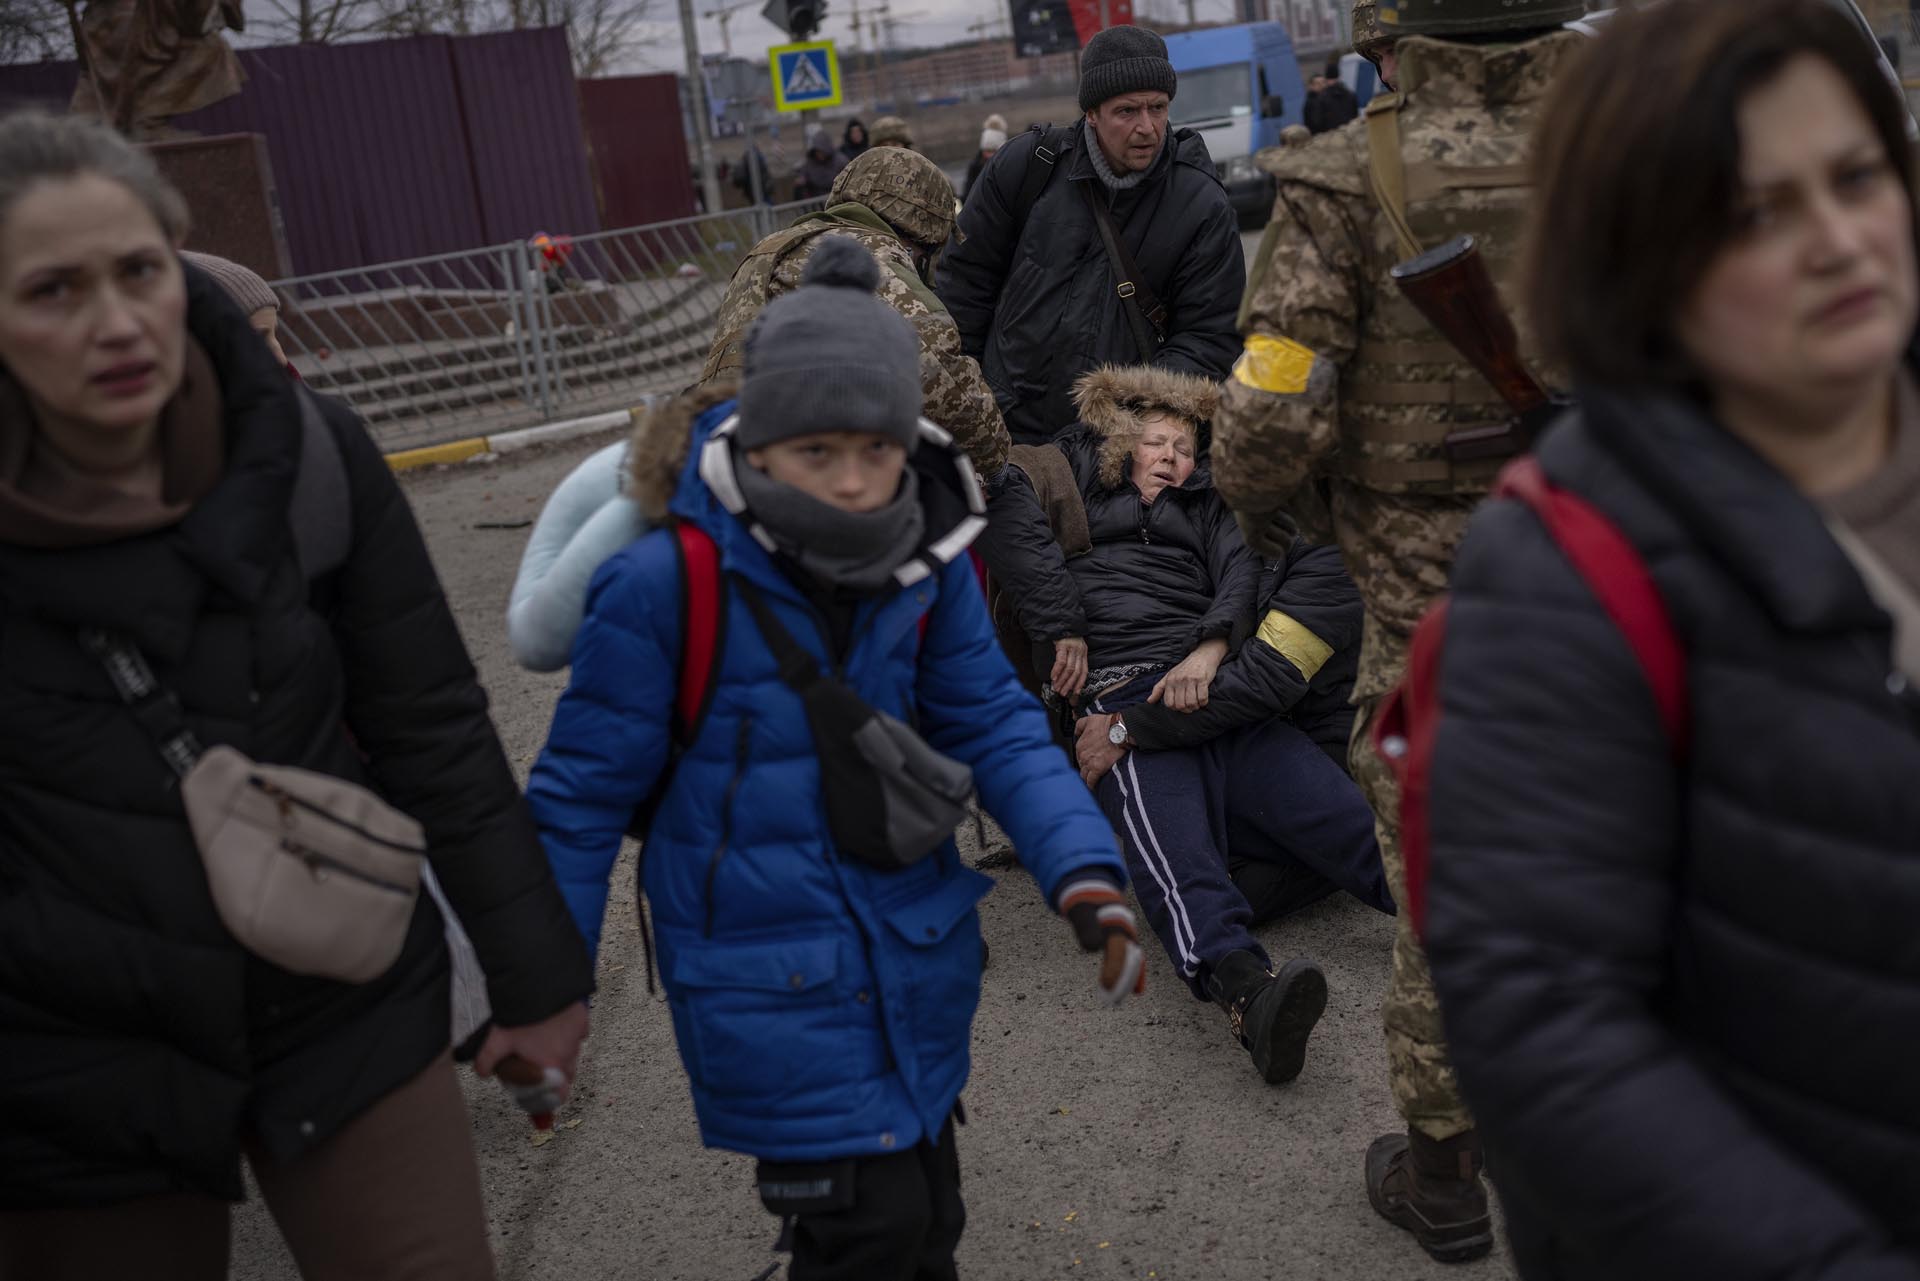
top-left (1012, 124), bottom-right (1073, 235)
top-left (731, 574), bottom-right (822, 693)
top-left (79, 629), bottom-right (203, 780)
top-left (289, 386), bottom-right (353, 580)
top-left (1078, 182), bottom-right (1168, 364)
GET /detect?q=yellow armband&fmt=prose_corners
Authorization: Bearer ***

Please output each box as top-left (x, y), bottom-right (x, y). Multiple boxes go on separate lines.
top-left (1233, 335), bottom-right (1317, 395)
top-left (1255, 609), bottom-right (1334, 680)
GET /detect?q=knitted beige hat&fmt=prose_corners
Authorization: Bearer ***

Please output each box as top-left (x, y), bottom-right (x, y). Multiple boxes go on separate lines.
top-left (180, 250), bottom-right (278, 316)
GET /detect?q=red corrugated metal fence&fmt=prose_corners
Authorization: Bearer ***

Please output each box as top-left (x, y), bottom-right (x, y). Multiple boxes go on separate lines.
top-left (0, 29), bottom-right (603, 276)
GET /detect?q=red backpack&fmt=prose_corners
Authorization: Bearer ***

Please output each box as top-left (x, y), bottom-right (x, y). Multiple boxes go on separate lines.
top-left (1371, 456), bottom-right (1689, 938)
top-left (661, 520), bottom-right (945, 747)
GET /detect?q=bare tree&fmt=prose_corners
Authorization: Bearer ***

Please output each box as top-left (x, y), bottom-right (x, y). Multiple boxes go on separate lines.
top-left (512, 0), bottom-right (655, 75)
top-left (0, 0), bottom-right (74, 62)
top-left (240, 0), bottom-right (657, 72)
top-left (249, 0), bottom-right (381, 43)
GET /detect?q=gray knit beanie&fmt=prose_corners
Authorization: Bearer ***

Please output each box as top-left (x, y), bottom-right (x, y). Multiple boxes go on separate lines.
top-left (736, 236), bottom-right (922, 452)
top-left (1078, 26), bottom-right (1178, 112)
top-left (180, 250), bottom-right (278, 316)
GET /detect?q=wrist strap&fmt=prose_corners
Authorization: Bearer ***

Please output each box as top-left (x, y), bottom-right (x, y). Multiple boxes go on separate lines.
top-left (80, 628), bottom-right (203, 780)
top-left (1057, 875), bottom-right (1123, 914)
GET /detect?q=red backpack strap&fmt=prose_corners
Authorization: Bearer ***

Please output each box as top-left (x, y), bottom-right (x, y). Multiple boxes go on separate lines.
top-left (1494, 457), bottom-right (1688, 754)
top-left (670, 520), bottom-right (725, 742)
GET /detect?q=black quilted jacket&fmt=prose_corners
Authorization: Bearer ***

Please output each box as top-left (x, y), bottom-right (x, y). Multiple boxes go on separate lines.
top-left (0, 268), bottom-right (592, 1209)
top-left (1425, 383), bottom-right (1920, 1280)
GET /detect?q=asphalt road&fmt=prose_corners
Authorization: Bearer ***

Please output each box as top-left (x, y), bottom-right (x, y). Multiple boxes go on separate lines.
top-left (228, 393), bottom-right (1511, 1281)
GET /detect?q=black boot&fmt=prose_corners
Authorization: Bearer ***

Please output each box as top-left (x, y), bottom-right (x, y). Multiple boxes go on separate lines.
top-left (1365, 1128), bottom-right (1494, 1264)
top-left (1206, 951), bottom-right (1328, 1084)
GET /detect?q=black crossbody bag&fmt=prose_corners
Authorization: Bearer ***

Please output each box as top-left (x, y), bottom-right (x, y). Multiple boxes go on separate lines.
top-left (732, 575), bottom-right (973, 872)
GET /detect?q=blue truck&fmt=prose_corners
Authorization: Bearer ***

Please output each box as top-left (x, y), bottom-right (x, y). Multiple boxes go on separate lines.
top-left (1163, 22), bottom-right (1309, 222)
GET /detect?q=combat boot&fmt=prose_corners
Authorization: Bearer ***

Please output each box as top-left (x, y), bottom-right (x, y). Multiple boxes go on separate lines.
top-left (1206, 951), bottom-right (1327, 1084)
top-left (1366, 1128), bottom-right (1494, 1264)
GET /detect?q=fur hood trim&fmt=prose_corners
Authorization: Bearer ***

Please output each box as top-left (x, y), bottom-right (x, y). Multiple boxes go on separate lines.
top-left (1071, 365), bottom-right (1221, 490)
top-left (629, 382), bottom-right (738, 520)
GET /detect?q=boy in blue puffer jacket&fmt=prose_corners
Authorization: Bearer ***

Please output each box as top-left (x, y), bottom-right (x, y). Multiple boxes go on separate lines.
top-left (527, 238), bottom-right (1139, 1281)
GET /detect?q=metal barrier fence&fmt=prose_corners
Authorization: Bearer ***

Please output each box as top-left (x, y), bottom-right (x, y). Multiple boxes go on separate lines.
top-left (274, 199), bottom-right (826, 454)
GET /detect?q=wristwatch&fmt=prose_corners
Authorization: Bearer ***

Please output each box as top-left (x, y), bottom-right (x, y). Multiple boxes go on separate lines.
top-left (1108, 715), bottom-right (1131, 747)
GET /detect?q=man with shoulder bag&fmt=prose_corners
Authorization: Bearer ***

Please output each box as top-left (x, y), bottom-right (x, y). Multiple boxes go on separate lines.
top-left (937, 25), bottom-right (1245, 447)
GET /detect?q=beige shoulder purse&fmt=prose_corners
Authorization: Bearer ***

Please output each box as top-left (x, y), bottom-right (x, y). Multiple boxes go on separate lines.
top-left (83, 629), bottom-right (425, 983)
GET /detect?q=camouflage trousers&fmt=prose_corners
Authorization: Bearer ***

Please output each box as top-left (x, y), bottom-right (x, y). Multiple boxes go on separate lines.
top-left (1349, 695), bottom-right (1475, 1142)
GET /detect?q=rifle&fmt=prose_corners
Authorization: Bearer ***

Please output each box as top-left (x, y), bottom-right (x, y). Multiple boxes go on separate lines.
top-left (1389, 234), bottom-right (1568, 463)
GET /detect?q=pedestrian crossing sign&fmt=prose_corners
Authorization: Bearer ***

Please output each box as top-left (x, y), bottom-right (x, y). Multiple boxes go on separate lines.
top-left (769, 40), bottom-right (842, 112)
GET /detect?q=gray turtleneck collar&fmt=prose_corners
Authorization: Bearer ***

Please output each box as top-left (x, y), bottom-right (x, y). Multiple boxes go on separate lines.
top-left (1084, 126), bottom-right (1166, 191)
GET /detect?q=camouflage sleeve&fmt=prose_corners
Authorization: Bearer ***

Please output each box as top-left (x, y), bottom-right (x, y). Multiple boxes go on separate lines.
top-left (879, 258), bottom-right (1010, 479)
top-left (1212, 180), bottom-right (1369, 535)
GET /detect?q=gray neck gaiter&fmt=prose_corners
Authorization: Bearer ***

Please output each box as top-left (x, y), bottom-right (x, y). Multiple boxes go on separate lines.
top-left (733, 451), bottom-right (927, 595)
top-left (1086, 128), bottom-right (1163, 191)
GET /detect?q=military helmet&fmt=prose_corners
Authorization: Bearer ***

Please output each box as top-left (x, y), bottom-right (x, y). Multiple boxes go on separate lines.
top-left (1351, 0), bottom-right (1389, 58)
top-left (869, 115), bottom-right (915, 148)
top-left (1377, 0), bottom-right (1585, 37)
top-left (829, 146), bottom-right (955, 249)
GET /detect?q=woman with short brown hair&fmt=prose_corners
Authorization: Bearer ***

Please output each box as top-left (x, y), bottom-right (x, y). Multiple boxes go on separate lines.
top-left (0, 111), bottom-right (594, 1279)
top-left (1422, 0), bottom-right (1920, 1274)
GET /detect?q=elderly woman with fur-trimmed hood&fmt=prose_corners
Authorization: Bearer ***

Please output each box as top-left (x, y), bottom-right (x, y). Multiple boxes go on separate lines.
top-left (983, 363), bottom-right (1391, 1087)
top-left (984, 364), bottom-right (1259, 706)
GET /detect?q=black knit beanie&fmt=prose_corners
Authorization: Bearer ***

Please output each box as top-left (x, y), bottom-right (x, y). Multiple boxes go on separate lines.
top-left (1078, 26), bottom-right (1178, 112)
top-left (736, 236), bottom-right (923, 452)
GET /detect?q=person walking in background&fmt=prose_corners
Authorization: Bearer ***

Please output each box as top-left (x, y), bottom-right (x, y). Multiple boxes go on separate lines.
top-left (1424, 3), bottom-right (1920, 1275)
top-left (1210, 0), bottom-right (1583, 1262)
top-left (734, 142), bottom-right (775, 205)
top-left (1303, 59), bottom-right (1358, 134)
top-left (527, 238), bottom-right (1139, 1281)
top-left (962, 112), bottom-right (1008, 202)
top-left (0, 111), bottom-right (593, 1280)
top-left (938, 25), bottom-right (1244, 446)
top-left (839, 117), bottom-right (870, 163)
top-left (793, 126), bottom-right (847, 200)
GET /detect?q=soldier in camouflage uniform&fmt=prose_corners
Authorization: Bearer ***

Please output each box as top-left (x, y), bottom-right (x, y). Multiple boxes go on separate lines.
top-left (700, 146), bottom-right (1008, 478)
top-left (1210, 0), bottom-right (1581, 1264)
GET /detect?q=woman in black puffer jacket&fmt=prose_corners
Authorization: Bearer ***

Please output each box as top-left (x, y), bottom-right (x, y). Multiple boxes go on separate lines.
top-left (1423, 5), bottom-right (1920, 1278)
top-left (0, 113), bottom-right (592, 1279)
top-left (983, 364), bottom-right (1258, 708)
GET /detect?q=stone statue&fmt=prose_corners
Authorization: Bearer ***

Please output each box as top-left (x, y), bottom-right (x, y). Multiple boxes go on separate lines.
top-left (64, 0), bottom-right (246, 138)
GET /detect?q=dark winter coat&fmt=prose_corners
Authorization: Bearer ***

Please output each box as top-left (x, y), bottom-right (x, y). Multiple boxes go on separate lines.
top-left (839, 119), bottom-right (870, 163)
top-left (0, 268), bottom-right (594, 1210)
top-left (527, 393), bottom-right (1122, 1161)
top-left (1304, 81), bottom-right (1359, 133)
top-left (938, 122), bottom-right (1246, 445)
top-left (1122, 539), bottom-right (1359, 761)
top-left (962, 148), bottom-right (992, 202)
top-left (1425, 383), bottom-right (1920, 1279)
top-left (979, 366), bottom-right (1259, 675)
top-left (733, 147), bottom-right (773, 203)
top-left (794, 147), bottom-right (849, 200)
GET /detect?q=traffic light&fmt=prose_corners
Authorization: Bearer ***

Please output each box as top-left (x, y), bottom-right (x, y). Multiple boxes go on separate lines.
top-left (788, 0), bottom-right (824, 39)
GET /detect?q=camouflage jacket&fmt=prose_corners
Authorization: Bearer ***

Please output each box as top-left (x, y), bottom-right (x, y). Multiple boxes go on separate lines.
top-left (1212, 32), bottom-right (1579, 695)
top-left (699, 204), bottom-right (1009, 478)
